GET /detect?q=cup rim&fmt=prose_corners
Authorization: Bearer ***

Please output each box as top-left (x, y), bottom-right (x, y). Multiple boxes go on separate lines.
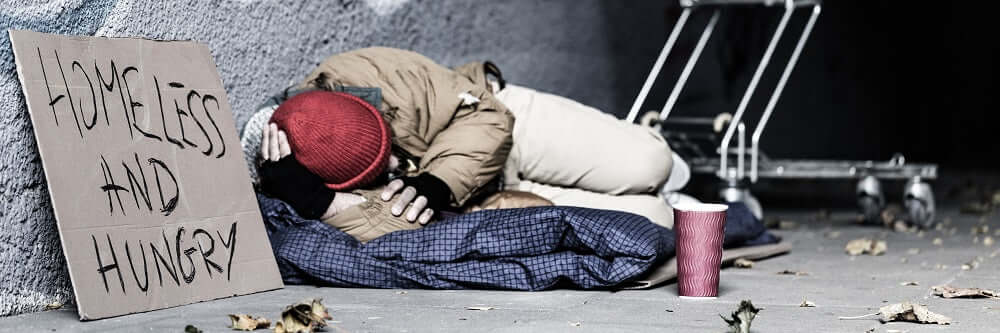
top-left (673, 202), bottom-right (728, 212)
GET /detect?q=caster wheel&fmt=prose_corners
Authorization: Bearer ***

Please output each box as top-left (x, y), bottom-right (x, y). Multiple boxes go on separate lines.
top-left (856, 175), bottom-right (885, 224)
top-left (904, 176), bottom-right (935, 229)
top-left (719, 177), bottom-right (763, 220)
top-left (639, 110), bottom-right (661, 130)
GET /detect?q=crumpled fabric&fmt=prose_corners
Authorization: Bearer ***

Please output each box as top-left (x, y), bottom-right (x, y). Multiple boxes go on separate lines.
top-left (258, 194), bottom-right (776, 290)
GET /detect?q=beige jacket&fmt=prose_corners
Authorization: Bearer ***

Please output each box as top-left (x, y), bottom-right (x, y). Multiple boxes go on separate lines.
top-left (298, 47), bottom-right (514, 206)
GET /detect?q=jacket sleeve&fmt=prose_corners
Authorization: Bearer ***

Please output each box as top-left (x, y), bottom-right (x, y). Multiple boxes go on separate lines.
top-left (419, 85), bottom-right (514, 207)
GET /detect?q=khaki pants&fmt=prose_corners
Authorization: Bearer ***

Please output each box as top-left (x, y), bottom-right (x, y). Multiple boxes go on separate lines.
top-left (496, 84), bottom-right (675, 228)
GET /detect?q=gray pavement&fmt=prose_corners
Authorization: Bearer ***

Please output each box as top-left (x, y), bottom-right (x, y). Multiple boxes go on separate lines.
top-left (2, 205), bottom-right (999, 332)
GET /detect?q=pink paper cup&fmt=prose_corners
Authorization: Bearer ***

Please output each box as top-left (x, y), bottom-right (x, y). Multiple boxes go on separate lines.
top-left (674, 202), bottom-right (728, 299)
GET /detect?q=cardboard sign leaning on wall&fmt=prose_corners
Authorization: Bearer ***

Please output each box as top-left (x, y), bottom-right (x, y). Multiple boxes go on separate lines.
top-left (8, 30), bottom-right (283, 320)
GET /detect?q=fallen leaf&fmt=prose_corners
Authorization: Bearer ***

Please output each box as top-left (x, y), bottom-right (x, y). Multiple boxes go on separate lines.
top-left (44, 301), bottom-right (63, 310)
top-left (900, 281), bottom-right (919, 286)
top-left (568, 321), bottom-right (581, 327)
top-left (799, 300), bottom-right (816, 307)
top-left (466, 306), bottom-right (495, 311)
top-left (961, 201), bottom-right (992, 215)
top-left (992, 190), bottom-right (1000, 205)
top-left (881, 205), bottom-right (904, 227)
top-left (906, 248), bottom-right (920, 255)
top-left (845, 238), bottom-right (887, 256)
top-left (893, 220), bottom-right (910, 233)
top-left (932, 285), bottom-right (1000, 299)
top-left (721, 300), bottom-right (761, 333)
top-left (734, 258), bottom-right (754, 268)
top-left (309, 298), bottom-right (332, 322)
top-left (228, 314), bottom-right (270, 331)
top-left (184, 325), bottom-right (203, 333)
top-left (396, 291), bottom-right (408, 295)
top-left (962, 258), bottom-right (981, 271)
top-left (985, 236), bottom-right (995, 246)
top-left (275, 298), bottom-right (330, 333)
top-left (933, 238), bottom-right (943, 246)
top-left (878, 302), bottom-right (951, 325)
top-left (778, 220), bottom-right (798, 230)
top-left (777, 270), bottom-right (809, 276)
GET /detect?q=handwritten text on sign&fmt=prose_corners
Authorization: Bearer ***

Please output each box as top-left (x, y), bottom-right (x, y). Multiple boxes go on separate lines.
top-left (10, 30), bottom-right (282, 320)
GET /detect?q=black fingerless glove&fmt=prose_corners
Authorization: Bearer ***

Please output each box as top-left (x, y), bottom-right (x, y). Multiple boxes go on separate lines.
top-left (259, 156), bottom-right (336, 219)
top-left (400, 173), bottom-right (452, 212)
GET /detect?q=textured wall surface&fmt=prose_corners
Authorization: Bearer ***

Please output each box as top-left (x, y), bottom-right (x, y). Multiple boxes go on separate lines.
top-left (0, 0), bottom-right (665, 317)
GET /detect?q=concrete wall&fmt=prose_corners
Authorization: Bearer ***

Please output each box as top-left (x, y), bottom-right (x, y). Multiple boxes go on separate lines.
top-left (0, 0), bottom-right (666, 317)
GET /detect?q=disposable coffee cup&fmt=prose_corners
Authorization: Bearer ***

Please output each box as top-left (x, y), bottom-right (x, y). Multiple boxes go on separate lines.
top-left (674, 202), bottom-right (728, 299)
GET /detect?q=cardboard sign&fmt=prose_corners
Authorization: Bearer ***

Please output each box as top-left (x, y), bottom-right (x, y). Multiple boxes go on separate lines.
top-left (8, 30), bottom-right (283, 320)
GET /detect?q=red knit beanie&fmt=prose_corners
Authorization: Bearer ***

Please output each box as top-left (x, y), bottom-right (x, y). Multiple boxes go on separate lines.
top-left (270, 90), bottom-right (391, 190)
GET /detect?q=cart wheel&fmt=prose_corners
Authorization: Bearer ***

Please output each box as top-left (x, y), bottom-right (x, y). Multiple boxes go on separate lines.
top-left (719, 177), bottom-right (763, 220)
top-left (639, 110), bottom-right (661, 129)
top-left (856, 175), bottom-right (885, 225)
top-left (903, 176), bottom-right (935, 229)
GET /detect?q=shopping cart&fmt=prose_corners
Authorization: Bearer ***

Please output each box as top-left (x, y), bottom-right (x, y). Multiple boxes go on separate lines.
top-left (626, 0), bottom-right (938, 228)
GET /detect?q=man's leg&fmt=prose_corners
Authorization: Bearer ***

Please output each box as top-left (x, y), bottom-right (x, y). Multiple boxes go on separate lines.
top-left (497, 84), bottom-right (673, 195)
top-left (514, 180), bottom-right (674, 229)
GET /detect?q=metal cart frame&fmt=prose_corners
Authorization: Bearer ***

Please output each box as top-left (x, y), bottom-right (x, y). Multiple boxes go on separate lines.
top-left (625, 0), bottom-right (938, 227)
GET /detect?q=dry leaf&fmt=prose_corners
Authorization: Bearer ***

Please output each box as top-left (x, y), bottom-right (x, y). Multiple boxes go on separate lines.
top-left (906, 248), bottom-right (920, 255)
top-left (845, 238), bottom-right (887, 256)
top-left (900, 281), bottom-right (919, 286)
top-left (44, 301), bottom-right (63, 310)
top-left (308, 298), bottom-right (332, 322)
top-left (568, 321), bottom-right (581, 327)
top-left (734, 258), bottom-right (754, 268)
top-left (185, 325), bottom-right (203, 333)
top-left (778, 220), bottom-right (798, 230)
top-left (228, 314), bottom-right (270, 331)
top-left (992, 190), bottom-right (1000, 205)
top-left (777, 270), bottom-right (809, 276)
top-left (932, 285), bottom-right (1000, 299)
top-left (721, 300), bottom-right (761, 333)
top-left (961, 201), bottom-right (992, 215)
top-left (893, 220), bottom-right (910, 232)
top-left (396, 291), bottom-right (407, 295)
top-left (985, 236), bottom-right (995, 246)
top-left (275, 298), bottom-right (330, 333)
top-left (878, 302), bottom-right (951, 325)
top-left (881, 205), bottom-right (903, 227)
top-left (799, 300), bottom-right (816, 307)
top-left (466, 306), bottom-right (495, 311)
top-left (932, 238), bottom-right (943, 246)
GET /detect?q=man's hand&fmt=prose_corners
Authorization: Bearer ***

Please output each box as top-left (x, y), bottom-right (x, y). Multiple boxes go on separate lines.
top-left (260, 123), bottom-right (349, 220)
top-left (380, 179), bottom-right (434, 224)
top-left (261, 123), bottom-right (290, 162)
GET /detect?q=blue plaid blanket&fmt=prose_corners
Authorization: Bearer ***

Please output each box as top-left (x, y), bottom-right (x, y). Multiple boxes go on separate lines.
top-left (258, 194), bottom-right (775, 290)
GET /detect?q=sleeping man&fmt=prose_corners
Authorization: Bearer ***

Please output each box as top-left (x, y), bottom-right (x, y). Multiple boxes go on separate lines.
top-left (247, 47), bottom-right (683, 242)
